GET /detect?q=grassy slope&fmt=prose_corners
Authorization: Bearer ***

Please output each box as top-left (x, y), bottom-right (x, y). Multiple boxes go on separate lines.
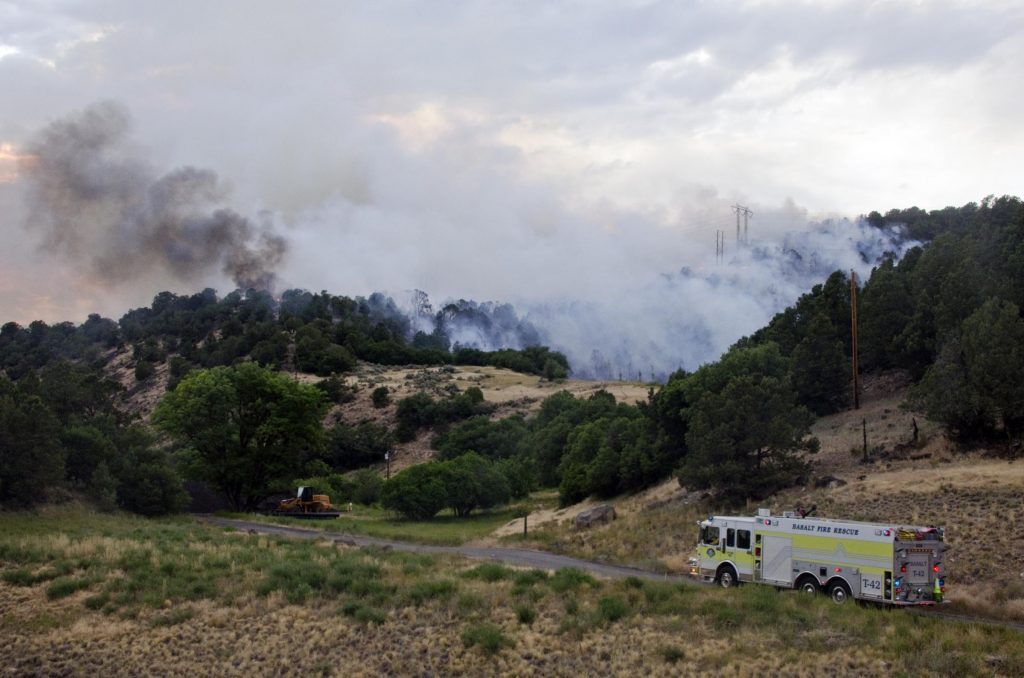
top-left (498, 375), bottom-right (1024, 624)
top-left (3, 507), bottom-right (1021, 676)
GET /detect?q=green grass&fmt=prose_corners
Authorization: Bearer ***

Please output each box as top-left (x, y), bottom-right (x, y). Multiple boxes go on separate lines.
top-left (226, 496), bottom-right (549, 547)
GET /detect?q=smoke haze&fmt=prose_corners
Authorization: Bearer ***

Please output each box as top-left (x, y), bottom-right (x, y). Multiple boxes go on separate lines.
top-left (21, 101), bottom-right (286, 291)
top-left (1, 2), bottom-right (1019, 375)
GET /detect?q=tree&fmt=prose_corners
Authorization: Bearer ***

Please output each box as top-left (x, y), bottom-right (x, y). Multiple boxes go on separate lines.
top-left (911, 298), bottom-right (1024, 441)
top-left (790, 313), bottom-right (850, 415)
top-left (153, 363), bottom-right (326, 510)
top-left (0, 378), bottom-right (64, 505)
top-left (444, 452), bottom-right (510, 517)
top-left (961, 298), bottom-right (1024, 439)
top-left (677, 344), bottom-right (815, 500)
top-left (380, 462), bottom-right (449, 520)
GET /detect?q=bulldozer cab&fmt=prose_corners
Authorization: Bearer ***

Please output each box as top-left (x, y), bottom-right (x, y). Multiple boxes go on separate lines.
top-left (297, 486), bottom-right (315, 502)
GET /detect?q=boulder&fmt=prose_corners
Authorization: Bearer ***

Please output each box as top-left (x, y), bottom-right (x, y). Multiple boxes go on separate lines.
top-left (815, 475), bottom-right (847, 489)
top-left (574, 504), bottom-right (616, 529)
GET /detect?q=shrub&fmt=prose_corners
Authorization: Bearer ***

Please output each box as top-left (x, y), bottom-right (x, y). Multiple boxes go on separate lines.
top-left (371, 386), bottom-right (390, 408)
top-left (134, 360), bottom-right (155, 381)
top-left (407, 580), bottom-right (457, 605)
top-left (46, 577), bottom-right (91, 600)
top-left (327, 421), bottom-right (393, 471)
top-left (659, 645), bottom-right (686, 664)
top-left (596, 596), bottom-right (630, 623)
top-left (514, 604), bottom-right (537, 625)
top-left (462, 563), bottom-right (513, 582)
top-left (461, 623), bottom-right (512, 655)
top-left (315, 376), bottom-right (355, 404)
top-left (549, 568), bottom-right (598, 593)
top-left (351, 469), bottom-right (383, 505)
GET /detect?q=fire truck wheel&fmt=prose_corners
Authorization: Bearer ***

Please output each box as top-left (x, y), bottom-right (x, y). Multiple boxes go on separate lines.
top-left (828, 581), bottom-right (851, 605)
top-left (716, 565), bottom-right (738, 588)
top-left (797, 576), bottom-right (820, 596)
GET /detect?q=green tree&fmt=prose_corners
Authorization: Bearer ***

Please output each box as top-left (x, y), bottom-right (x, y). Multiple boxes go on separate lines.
top-left (677, 344), bottom-right (815, 500)
top-left (790, 313), bottom-right (850, 415)
top-left (961, 298), bottom-right (1024, 438)
top-left (444, 452), bottom-right (511, 517)
top-left (0, 379), bottom-right (64, 505)
top-left (912, 298), bottom-right (1024, 441)
top-left (380, 462), bottom-right (449, 520)
top-left (153, 363), bottom-right (326, 510)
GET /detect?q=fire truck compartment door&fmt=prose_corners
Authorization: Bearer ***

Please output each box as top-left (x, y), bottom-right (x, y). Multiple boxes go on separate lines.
top-left (761, 535), bottom-right (792, 584)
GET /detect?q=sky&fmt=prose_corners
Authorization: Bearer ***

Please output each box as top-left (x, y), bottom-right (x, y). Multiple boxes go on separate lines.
top-left (0, 0), bottom-right (1021, 372)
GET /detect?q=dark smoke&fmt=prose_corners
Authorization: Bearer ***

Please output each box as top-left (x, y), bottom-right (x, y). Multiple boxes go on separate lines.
top-left (20, 101), bottom-right (286, 290)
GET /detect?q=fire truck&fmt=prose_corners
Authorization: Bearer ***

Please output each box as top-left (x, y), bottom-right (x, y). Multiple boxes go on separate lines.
top-left (689, 509), bottom-right (946, 605)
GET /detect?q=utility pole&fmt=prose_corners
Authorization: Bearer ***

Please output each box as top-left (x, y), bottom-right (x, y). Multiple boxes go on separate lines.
top-left (732, 204), bottom-right (753, 245)
top-left (850, 270), bottom-right (860, 410)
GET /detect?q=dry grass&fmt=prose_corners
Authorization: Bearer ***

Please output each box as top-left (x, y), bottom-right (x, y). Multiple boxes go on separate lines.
top-left (3, 509), bottom-right (1023, 676)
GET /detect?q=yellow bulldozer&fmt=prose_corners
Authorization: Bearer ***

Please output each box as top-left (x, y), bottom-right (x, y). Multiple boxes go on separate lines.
top-left (272, 486), bottom-right (340, 519)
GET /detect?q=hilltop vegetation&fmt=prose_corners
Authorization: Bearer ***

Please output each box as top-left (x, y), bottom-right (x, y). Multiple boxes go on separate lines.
top-left (1, 195), bottom-right (1022, 517)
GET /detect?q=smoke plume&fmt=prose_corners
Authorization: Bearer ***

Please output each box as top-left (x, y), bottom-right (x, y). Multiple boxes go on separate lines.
top-left (20, 101), bottom-right (286, 290)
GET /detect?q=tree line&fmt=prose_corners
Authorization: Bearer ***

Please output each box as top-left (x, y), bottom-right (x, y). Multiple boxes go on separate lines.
top-left (0, 288), bottom-right (569, 385)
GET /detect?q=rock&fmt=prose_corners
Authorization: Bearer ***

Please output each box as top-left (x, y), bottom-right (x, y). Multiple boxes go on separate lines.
top-left (815, 475), bottom-right (847, 489)
top-left (574, 504), bottom-right (617, 529)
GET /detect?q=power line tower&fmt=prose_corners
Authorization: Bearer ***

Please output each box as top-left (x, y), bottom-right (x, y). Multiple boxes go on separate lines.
top-left (732, 204), bottom-right (753, 245)
top-left (715, 230), bottom-right (724, 264)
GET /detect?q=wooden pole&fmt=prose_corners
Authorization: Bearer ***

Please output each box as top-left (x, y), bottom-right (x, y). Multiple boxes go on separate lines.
top-left (851, 270), bottom-right (860, 410)
top-left (862, 418), bottom-right (868, 462)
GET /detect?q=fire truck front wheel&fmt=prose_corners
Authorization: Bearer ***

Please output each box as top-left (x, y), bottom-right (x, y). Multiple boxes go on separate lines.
top-left (716, 565), bottom-right (738, 588)
top-left (797, 576), bottom-right (820, 596)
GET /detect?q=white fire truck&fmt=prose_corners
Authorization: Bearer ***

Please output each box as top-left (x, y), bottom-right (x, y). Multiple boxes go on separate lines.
top-left (689, 509), bottom-right (947, 605)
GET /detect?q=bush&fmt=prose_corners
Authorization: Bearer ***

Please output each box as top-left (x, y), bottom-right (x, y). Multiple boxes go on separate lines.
top-left (659, 645), bottom-right (686, 664)
top-left (371, 386), bottom-right (390, 408)
top-left (46, 577), bottom-right (91, 600)
top-left (461, 623), bottom-right (512, 655)
top-left (596, 596), bottom-right (630, 623)
top-left (407, 580), bottom-right (457, 605)
top-left (134, 360), bottom-right (155, 381)
top-left (462, 563), bottom-right (513, 582)
top-left (315, 376), bottom-right (355, 404)
top-left (514, 604), bottom-right (537, 625)
top-left (549, 568), bottom-right (598, 593)
top-left (326, 422), bottom-right (393, 472)
top-left (351, 469), bottom-right (383, 505)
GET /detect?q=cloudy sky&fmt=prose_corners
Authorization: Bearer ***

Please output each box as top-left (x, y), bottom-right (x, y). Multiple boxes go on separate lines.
top-left (1, 0), bottom-right (1021, 335)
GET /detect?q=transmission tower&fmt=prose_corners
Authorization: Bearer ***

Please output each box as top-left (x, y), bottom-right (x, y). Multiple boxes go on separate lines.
top-left (732, 204), bottom-right (753, 245)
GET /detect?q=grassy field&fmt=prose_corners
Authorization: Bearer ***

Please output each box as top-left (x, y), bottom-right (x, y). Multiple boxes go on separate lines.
top-left (2, 507), bottom-right (1023, 676)
top-left (224, 491), bottom-right (560, 546)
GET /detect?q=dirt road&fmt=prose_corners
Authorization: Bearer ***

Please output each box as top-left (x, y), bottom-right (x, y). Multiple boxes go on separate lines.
top-left (201, 516), bottom-right (688, 583)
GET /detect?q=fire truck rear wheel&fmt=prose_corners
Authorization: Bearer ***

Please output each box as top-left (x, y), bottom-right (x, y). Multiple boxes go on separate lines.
top-left (716, 565), bottom-right (738, 588)
top-left (828, 581), bottom-right (851, 605)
